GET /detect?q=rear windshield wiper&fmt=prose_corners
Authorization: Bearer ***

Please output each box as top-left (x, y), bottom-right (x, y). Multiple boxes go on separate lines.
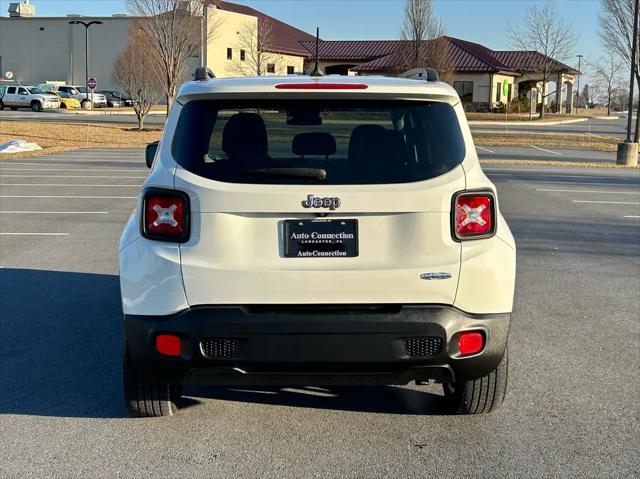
top-left (247, 168), bottom-right (327, 180)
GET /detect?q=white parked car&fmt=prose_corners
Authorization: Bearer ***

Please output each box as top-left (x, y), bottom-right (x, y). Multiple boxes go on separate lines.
top-left (0, 85), bottom-right (60, 111)
top-left (56, 85), bottom-right (107, 108)
top-left (120, 68), bottom-right (516, 417)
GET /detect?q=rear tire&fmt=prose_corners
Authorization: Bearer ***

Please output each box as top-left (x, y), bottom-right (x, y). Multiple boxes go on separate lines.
top-left (31, 101), bottom-right (42, 112)
top-left (123, 345), bottom-right (181, 417)
top-left (443, 347), bottom-right (508, 414)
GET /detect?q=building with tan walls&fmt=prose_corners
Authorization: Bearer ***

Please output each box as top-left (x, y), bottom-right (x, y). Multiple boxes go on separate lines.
top-left (0, 1), bottom-right (578, 112)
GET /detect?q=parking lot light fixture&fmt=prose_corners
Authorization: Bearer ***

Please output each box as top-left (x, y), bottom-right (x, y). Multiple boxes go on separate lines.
top-left (68, 20), bottom-right (103, 105)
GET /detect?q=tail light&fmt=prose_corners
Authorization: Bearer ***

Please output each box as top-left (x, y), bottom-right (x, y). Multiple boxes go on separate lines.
top-left (141, 188), bottom-right (190, 242)
top-left (458, 331), bottom-right (485, 356)
top-left (452, 191), bottom-right (496, 240)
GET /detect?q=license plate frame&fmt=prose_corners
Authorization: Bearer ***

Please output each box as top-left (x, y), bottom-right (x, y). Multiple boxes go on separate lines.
top-left (284, 219), bottom-right (358, 258)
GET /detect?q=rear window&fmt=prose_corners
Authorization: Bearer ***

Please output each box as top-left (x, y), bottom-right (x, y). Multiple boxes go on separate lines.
top-left (172, 100), bottom-right (465, 185)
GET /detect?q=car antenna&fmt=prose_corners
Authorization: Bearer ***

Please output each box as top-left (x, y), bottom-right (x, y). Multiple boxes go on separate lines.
top-left (310, 27), bottom-right (322, 77)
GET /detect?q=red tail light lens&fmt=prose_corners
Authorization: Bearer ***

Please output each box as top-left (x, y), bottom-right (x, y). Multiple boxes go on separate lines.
top-left (458, 331), bottom-right (484, 356)
top-left (274, 83), bottom-right (368, 90)
top-left (453, 192), bottom-right (495, 240)
top-left (156, 334), bottom-right (182, 357)
top-left (141, 188), bottom-right (190, 242)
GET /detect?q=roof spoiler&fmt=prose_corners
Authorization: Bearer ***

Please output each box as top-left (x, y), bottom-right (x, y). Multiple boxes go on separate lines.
top-left (194, 67), bottom-right (216, 81)
top-left (399, 68), bottom-right (439, 82)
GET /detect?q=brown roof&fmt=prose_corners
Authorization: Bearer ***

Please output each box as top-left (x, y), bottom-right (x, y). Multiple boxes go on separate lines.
top-left (309, 37), bottom-right (577, 76)
top-left (299, 40), bottom-right (403, 61)
top-left (211, 1), bottom-right (315, 56)
top-left (491, 50), bottom-right (580, 75)
top-left (349, 37), bottom-right (519, 75)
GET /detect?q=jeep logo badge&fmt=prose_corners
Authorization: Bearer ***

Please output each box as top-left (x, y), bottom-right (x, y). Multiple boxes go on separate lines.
top-left (301, 194), bottom-right (341, 210)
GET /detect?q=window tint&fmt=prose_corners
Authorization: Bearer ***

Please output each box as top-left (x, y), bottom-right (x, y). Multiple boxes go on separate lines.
top-left (18, 88), bottom-right (28, 95)
top-left (227, 48), bottom-right (233, 60)
top-left (267, 63), bottom-right (276, 73)
top-left (172, 100), bottom-right (465, 185)
top-left (240, 49), bottom-right (246, 61)
top-left (7, 87), bottom-right (16, 94)
top-left (287, 66), bottom-right (295, 75)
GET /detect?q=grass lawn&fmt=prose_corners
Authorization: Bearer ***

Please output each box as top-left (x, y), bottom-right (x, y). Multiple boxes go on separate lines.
top-left (473, 131), bottom-right (620, 152)
top-left (0, 120), bottom-right (162, 159)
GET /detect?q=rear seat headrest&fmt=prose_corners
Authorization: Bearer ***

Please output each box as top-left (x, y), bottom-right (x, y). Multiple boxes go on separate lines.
top-left (221, 113), bottom-right (268, 159)
top-left (292, 132), bottom-right (337, 157)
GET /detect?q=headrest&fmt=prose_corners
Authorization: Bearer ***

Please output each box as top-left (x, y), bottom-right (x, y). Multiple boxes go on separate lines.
top-left (348, 124), bottom-right (388, 160)
top-left (292, 132), bottom-right (337, 157)
top-left (221, 113), bottom-right (268, 158)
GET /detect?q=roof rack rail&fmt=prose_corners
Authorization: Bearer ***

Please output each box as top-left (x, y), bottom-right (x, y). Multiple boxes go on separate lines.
top-left (399, 68), bottom-right (439, 82)
top-left (194, 67), bottom-right (216, 81)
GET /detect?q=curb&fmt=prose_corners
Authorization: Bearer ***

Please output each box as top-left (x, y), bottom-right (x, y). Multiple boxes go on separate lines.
top-left (469, 118), bottom-right (588, 126)
top-left (59, 110), bottom-right (165, 117)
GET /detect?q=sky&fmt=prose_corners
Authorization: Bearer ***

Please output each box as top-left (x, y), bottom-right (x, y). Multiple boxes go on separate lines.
top-left (0, 0), bottom-right (609, 71)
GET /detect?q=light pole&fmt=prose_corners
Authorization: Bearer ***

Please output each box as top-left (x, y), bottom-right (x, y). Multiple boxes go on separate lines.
top-left (616, 0), bottom-right (639, 165)
top-left (576, 54), bottom-right (583, 112)
top-left (68, 20), bottom-right (103, 106)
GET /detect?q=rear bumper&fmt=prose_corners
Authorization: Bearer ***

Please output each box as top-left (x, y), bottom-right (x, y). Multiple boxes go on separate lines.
top-left (125, 305), bottom-right (510, 386)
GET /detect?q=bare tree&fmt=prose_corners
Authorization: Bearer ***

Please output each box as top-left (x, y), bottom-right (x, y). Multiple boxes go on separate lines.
top-left (508, 4), bottom-right (577, 119)
top-left (113, 31), bottom-right (164, 130)
top-left (126, 0), bottom-right (217, 115)
top-left (398, 0), bottom-right (452, 81)
top-left (227, 18), bottom-right (280, 76)
top-left (591, 55), bottom-right (625, 115)
top-left (599, 0), bottom-right (640, 140)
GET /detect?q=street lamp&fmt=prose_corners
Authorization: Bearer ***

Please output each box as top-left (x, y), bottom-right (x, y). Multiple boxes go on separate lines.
top-left (576, 54), bottom-right (583, 111)
top-left (68, 20), bottom-right (103, 106)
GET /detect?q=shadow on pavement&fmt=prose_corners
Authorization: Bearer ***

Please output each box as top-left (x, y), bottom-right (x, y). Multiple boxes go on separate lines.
top-left (0, 268), bottom-right (450, 418)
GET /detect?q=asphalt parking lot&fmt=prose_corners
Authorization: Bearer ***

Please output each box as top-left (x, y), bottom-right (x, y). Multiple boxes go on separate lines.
top-left (0, 149), bottom-right (639, 478)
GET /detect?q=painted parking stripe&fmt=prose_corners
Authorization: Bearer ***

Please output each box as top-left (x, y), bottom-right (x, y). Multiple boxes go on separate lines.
top-left (0, 211), bottom-right (109, 214)
top-left (529, 145), bottom-right (563, 156)
top-left (0, 175), bottom-right (147, 179)
top-left (624, 215), bottom-right (640, 218)
top-left (0, 195), bottom-right (137, 199)
top-left (508, 180), bottom-right (640, 187)
top-left (572, 200), bottom-right (640, 205)
top-left (0, 168), bottom-right (147, 172)
top-left (475, 146), bottom-right (496, 154)
top-left (0, 183), bottom-right (140, 187)
top-left (0, 232), bottom-right (69, 236)
top-left (536, 188), bottom-right (640, 195)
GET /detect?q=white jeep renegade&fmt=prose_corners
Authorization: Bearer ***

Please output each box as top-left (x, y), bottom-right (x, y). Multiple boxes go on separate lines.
top-left (119, 68), bottom-right (516, 417)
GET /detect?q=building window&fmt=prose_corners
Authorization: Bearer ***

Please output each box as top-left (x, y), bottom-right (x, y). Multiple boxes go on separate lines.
top-left (496, 84), bottom-right (502, 103)
top-left (287, 66), bottom-right (294, 75)
top-left (453, 81), bottom-right (473, 102)
top-left (227, 48), bottom-right (232, 60)
top-left (240, 49), bottom-right (246, 61)
top-left (267, 63), bottom-right (276, 74)
top-left (507, 83), bottom-right (512, 102)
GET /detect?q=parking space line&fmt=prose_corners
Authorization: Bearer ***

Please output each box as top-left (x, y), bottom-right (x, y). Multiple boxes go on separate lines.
top-left (508, 180), bottom-right (639, 187)
top-left (0, 175), bottom-right (147, 179)
top-left (529, 145), bottom-right (563, 156)
top-left (536, 188), bottom-right (640, 195)
top-left (0, 183), bottom-right (140, 187)
top-left (0, 232), bottom-right (69, 236)
top-left (572, 200), bottom-right (640, 205)
top-left (0, 168), bottom-right (147, 172)
top-left (475, 146), bottom-right (495, 154)
top-left (0, 195), bottom-right (137, 199)
top-left (0, 211), bottom-right (109, 214)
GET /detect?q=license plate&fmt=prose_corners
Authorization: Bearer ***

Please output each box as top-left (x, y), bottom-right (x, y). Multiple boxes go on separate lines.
top-left (284, 219), bottom-right (358, 258)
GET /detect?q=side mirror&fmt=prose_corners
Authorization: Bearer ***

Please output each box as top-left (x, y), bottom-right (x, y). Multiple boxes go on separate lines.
top-left (145, 142), bottom-right (159, 169)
